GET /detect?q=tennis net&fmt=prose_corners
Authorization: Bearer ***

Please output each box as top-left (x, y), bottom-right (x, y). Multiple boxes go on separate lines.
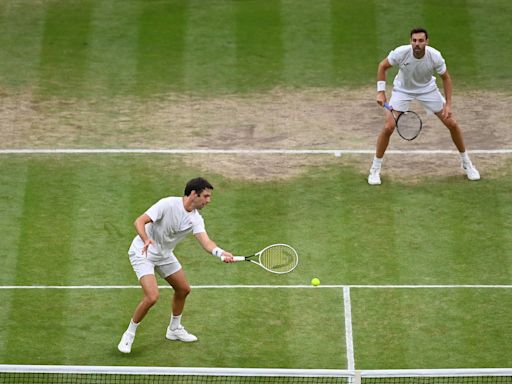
top-left (0, 365), bottom-right (511, 384)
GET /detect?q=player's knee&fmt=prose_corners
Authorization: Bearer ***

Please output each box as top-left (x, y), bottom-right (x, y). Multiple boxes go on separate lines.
top-left (144, 291), bottom-right (160, 306)
top-left (176, 284), bottom-right (191, 297)
top-left (382, 123), bottom-right (395, 136)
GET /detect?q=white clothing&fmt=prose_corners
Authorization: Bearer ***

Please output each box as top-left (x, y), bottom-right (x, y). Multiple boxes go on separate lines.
top-left (128, 241), bottom-right (182, 280)
top-left (389, 89), bottom-right (445, 114)
top-left (388, 45), bottom-right (446, 95)
top-left (129, 196), bottom-right (206, 264)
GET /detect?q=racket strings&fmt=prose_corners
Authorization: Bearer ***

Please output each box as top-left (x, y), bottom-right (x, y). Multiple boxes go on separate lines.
top-left (259, 246), bottom-right (297, 273)
top-left (396, 111), bottom-right (422, 140)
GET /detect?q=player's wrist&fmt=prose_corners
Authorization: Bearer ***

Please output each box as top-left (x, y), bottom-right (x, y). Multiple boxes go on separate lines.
top-left (377, 81), bottom-right (386, 92)
top-left (212, 247), bottom-right (224, 258)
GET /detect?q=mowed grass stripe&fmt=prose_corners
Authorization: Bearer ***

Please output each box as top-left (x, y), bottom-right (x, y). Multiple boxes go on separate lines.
top-left (0, 160), bottom-right (27, 356)
top-left (136, 1), bottom-right (188, 95)
top-left (235, 1), bottom-right (283, 91)
top-left (331, 0), bottom-right (380, 87)
top-left (4, 159), bottom-right (78, 362)
top-left (467, 0), bottom-right (512, 88)
top-left (85, 1), bottom-right (140, 96)
top-left (351, 288), bottom-right (512, 368)
top-left (183, 1), bottom-right (237, 93)
top-left (280, 0), bottom-right (333, 87)
top-left (38, 1), bottom-right (93, 97)
top-left (0, 1), bottom-right (45, 87)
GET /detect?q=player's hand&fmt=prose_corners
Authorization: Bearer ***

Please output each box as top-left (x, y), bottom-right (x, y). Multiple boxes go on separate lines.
top-left (221, 252), bottom-right (235, 263)
top-left (141, 239), bottom-right (154, 257)
top-left (376, 92), bottom-right (386, 107)
top-left (442, 104), bottom-right (453, 120)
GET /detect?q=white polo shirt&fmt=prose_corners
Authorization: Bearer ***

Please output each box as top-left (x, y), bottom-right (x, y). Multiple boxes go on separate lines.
top-left (134, 196), bottom-right (206, 263)
top-left (388, 45), bottom-right (447, 95)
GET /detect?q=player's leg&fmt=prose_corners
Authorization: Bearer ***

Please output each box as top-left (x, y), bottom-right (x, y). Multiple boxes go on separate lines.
top-left (368, 91), bottom-right (409, 185)
top-left (162, 266), bottom-right (197, 342)
top-left (425, 90), bottom-right (480, 181)
top-left (118, 244), bottom-right (160, 353)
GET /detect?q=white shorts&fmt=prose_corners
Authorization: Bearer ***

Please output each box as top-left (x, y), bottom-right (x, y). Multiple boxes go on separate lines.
top-left (390, 89), bottom-right (445, 114)
top-left (128, 239), bottom-right (182, 280)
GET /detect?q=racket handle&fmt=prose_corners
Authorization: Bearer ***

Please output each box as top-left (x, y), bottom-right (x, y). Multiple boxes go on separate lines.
top-left (221, 256), bottom-right (246, 262)
top-left (383, 102), bottom-right (393, 111)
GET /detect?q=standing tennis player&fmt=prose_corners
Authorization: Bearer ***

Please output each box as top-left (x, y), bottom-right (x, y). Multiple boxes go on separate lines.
top-left (118, 177), bottom-right (234, 353)
top-left (368, 27), bottom-right (480, 185)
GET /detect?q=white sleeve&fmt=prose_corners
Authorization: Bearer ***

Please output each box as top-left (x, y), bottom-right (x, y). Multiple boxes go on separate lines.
top-left (145, 198), bottom-right (166, 223)
top-left (434, 54), bottom-right (447, 75)
top-left (192, 214), bottom-right (206, 234)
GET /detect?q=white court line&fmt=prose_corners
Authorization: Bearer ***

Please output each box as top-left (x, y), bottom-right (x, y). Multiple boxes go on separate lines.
top-left (0, 284), bottom-right (511, 289)
top-left (343, 287), bottom-right (355, 371)
top-left (0, 148), bottom-right (512, 155)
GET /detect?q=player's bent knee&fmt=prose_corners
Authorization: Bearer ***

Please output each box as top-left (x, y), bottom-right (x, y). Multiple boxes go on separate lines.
top-left (144, 291), bottom-right (160, 306)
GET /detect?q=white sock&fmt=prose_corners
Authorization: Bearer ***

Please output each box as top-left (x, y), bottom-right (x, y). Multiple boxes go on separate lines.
top-left (127, 319), bottom-right (139, 334)
top-left (372, 156), bottom-right (383, 168)
top-left (170, 314), bottom-right (182, 330)
top-left (460, 152), bottom-right (470, 164)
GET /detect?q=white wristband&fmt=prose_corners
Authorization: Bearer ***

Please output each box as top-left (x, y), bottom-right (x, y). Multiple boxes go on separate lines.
top-left (212, 247), bottom-right (224, 258)
top-left (377, 81), bottom-right (386, 92)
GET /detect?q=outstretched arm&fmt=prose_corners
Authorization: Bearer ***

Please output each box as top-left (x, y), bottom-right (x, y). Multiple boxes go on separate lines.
top-left (195, 232), bottom-right (234, 263)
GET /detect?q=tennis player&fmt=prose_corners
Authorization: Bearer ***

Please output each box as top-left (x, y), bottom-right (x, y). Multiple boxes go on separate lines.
top-left (368, 27), bottom-right (480, 185)
top-left (118, 177), bottom-right (234, 354)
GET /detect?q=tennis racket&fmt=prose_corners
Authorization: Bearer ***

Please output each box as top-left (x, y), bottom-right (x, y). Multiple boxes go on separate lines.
top-left (222, 244), bottom-right (298, 274)
top-left (384, 102), bottom-right (422, 141)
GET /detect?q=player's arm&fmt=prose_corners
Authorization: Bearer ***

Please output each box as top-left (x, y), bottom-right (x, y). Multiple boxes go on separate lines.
top-left (376, 58), bottom-right (393, 106)
top-left (134, 213), bottom-right (154, 255)
top-left (194, 232), bottom-right (234, 263)
top-left (440, 70), bottom-right (453, 119)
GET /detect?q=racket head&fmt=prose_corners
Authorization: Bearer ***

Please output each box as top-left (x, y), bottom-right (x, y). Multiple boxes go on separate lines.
top-left (257, 244), bottom-right (299, 274)
top-left (395, 110), bottom-right (422, 141)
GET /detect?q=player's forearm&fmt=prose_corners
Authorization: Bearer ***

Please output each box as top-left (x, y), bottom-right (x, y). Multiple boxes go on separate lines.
top-left (133, 216), bottom-right (150, 242)
top-left (441, 72), bottom-right (453, 106)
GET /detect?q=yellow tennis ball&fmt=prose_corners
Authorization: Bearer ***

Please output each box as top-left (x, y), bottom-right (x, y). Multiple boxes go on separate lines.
top-left (311, 278), bottom-right (320, 286)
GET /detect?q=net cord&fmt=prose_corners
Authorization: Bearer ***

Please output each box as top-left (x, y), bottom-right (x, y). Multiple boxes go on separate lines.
top-left (1, 365), bottom-right (511, 378)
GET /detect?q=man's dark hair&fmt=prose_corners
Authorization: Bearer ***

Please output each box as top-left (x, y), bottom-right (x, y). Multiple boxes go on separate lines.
top-left (410, 27), bottom-right (428, 39)
top-left (184, 177), bottom-right (214, 196)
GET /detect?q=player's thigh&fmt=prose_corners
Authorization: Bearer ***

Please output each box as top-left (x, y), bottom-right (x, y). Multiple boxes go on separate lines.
top-left (417, 89), bottom-right (445, 114)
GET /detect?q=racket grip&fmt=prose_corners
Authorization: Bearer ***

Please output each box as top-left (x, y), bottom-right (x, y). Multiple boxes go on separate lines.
top-left (383, 102), bottom-right (393, 111)
top-left (221, 256), bottom-right (245, 262)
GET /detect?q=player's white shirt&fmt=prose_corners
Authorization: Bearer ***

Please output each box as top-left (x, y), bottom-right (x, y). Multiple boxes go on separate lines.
top-left (133, 196), bottom-right (206, 262)
top-left (388, 45), bottom-right (447, 95)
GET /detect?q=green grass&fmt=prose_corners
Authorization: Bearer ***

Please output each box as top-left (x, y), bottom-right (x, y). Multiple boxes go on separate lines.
top-left (1, 0), bottom-right (512, 96)
top-left (0, 155), bottom-right (511, 368)
top-left (1, 0), bottom-right (512, 373)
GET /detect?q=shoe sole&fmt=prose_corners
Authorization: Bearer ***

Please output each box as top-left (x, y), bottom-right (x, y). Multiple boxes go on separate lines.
top-left (166, 334), bottom-right (198, 342)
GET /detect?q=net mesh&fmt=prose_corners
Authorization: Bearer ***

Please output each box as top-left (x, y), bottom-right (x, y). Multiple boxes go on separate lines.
top-left (396, 111), bottom-right (422, 140)
top-left (259, 245), bottom-right (298, 273)
top-left (1, 367), bottom-right (511, 384)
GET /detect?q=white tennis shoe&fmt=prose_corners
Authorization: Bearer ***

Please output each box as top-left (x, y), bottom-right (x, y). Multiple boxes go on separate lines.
top-left (462, 161), bottom-right (480, 181)
top-left (117, 331), bottom-right (135, 353)
top-left (166, 326), bottom-right (198, 342)
top-left (368, 166), bottom-right (382, 185)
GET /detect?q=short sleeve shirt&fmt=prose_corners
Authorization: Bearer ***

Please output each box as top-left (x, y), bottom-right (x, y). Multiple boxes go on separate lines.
top-left (388, 45), bottom-right (447, 94)
top-left (143, 196), bottom-right (205, 256)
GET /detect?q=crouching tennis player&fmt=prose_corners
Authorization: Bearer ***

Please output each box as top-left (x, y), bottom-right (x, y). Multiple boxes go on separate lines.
top-left (118, 177), bottom-right (234, 353)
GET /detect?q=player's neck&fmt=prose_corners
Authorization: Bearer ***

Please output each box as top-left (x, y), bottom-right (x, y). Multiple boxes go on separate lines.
top-left (182, 196), bottom-right (194, 212)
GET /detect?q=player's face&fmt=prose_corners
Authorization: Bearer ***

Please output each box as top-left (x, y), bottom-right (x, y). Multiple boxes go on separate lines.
top-left (193, 189), bottom-right (212, 210)
top-left (410, 32), bottom-right (428, 58)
